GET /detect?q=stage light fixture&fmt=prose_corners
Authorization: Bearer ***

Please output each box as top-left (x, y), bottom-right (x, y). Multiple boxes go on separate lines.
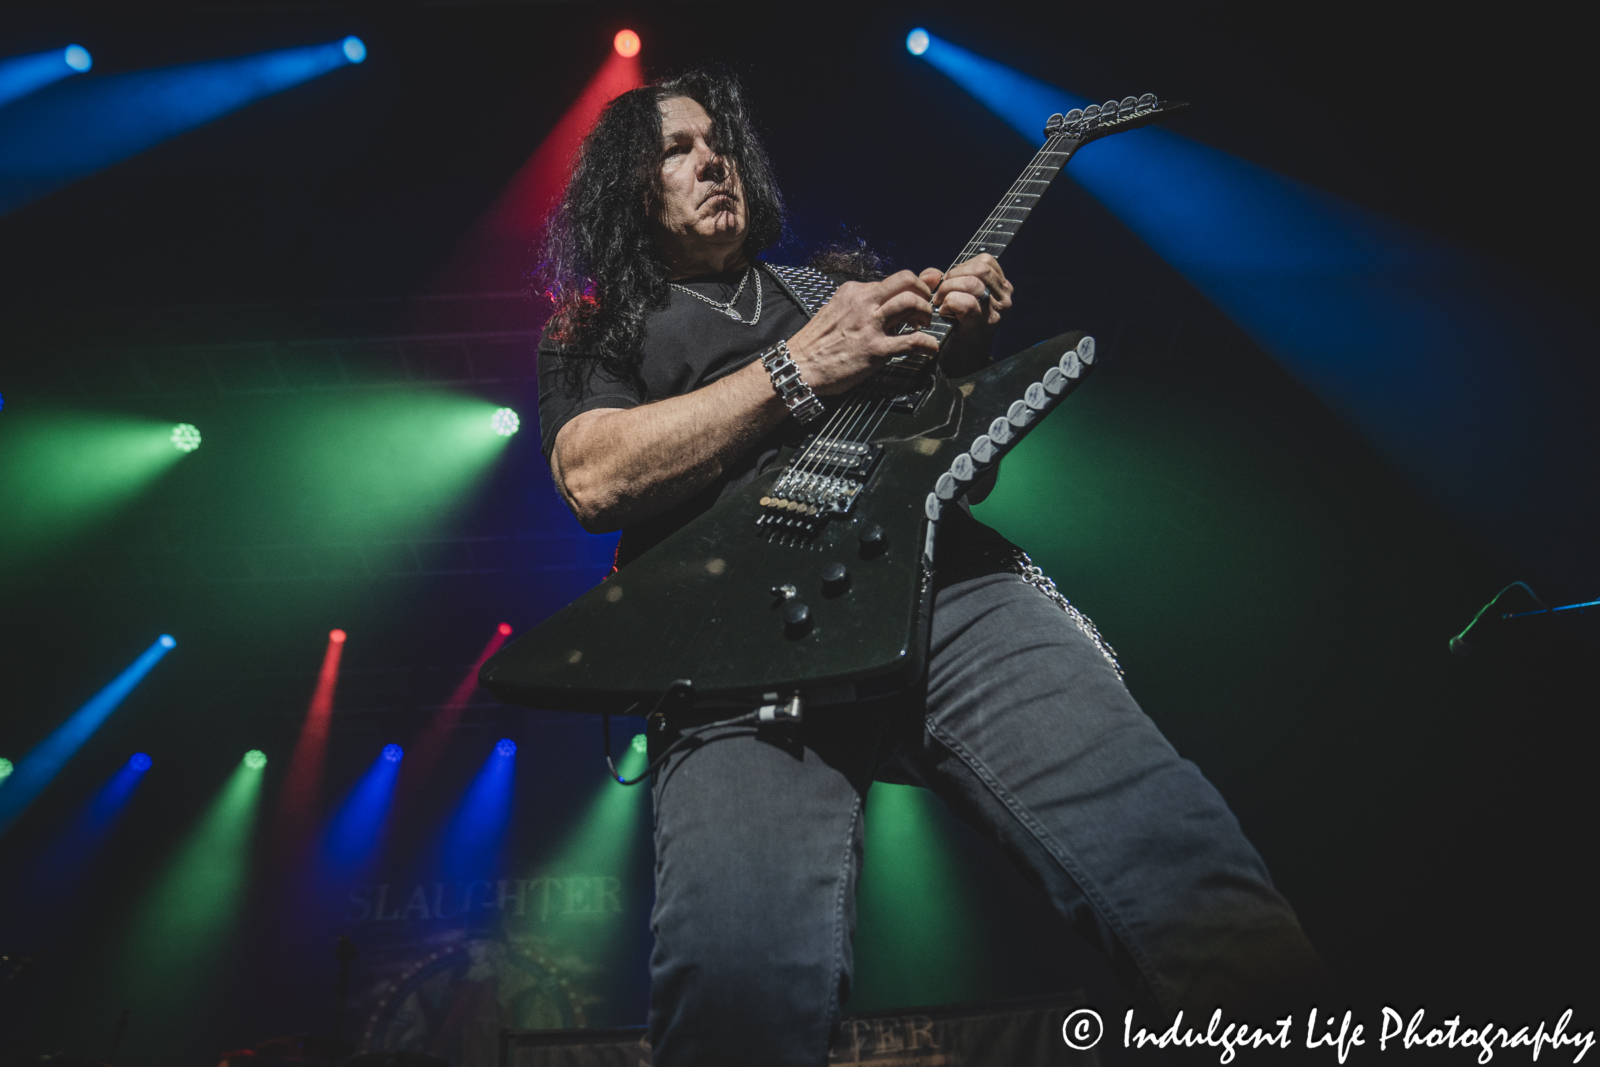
top-left (0, 757), bottom-right (13, 781)
top-left (243, 749), bottom-right (267, 770)
top-left (130, 752), bottom-right (153, 772)
top-left (63, 45), bottom-right (92, 72)
top-left (496, 738), bottom-right (517, 757)
top-left (158, 634), bottom-right (176, 649)
top-left (906, 28), bottom-right (930, 56)
top-left (491, 407), bottom-right (520, 436)
top-left (382, 743), bottom-right (403, 762)
top-left (631, 733), bottom-right (647, 754)
top-left (329, 628), bottom-right (347, 644)
top-left (170, 423), bottom-right (201, 452)
top-left (613, 30), bottom-right (641, 58)
top-left (497, 622), bottom-right (513, 636)
top-left (342, 37), bottom-right (367, 64)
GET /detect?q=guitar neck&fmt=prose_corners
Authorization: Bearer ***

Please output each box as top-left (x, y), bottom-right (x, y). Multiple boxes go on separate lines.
top-left (919, 131), bottom-right (1082, 348)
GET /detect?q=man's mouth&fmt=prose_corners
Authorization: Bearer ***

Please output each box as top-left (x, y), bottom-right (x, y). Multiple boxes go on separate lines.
top-left (701, 189), bottom-right (737, 209)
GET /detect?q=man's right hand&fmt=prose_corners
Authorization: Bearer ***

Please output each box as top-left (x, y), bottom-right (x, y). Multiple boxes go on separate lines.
top-left (785, 271), bottom-right (942, 395)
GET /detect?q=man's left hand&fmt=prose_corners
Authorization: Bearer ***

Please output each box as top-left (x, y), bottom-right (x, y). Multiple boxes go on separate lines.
top-left (919, 254), bottom-right (1013, 374)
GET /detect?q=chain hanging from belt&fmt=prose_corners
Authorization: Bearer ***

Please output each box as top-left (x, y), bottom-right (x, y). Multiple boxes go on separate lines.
top-left (669, 266), bottom-right (763, 326)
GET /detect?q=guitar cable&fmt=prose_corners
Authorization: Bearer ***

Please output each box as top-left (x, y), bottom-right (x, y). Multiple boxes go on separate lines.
top-left (602, 682), bottom-right (762, 787)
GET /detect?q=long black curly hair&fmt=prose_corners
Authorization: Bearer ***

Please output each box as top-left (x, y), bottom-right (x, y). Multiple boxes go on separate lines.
top-left (539, 69), bottom-right (785, 387)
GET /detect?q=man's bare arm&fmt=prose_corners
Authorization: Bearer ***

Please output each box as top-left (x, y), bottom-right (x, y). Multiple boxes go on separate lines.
top-left (551, 359), bottom-right (789, 532)
top-left (551, 271), bottom-right (941, 532)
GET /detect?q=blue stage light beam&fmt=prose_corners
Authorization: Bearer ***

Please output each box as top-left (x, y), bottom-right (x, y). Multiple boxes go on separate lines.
top-left (0, 38), bottom-right (365, 217)
top-left (0, 46), bottom-right (91, 110)
top-left (3, 753), bottom-right (154, 944)
top-left (911, 31), bottom-right (1593, 581)
top-left (321, 743), bottom-right (402, 874)
top-left (438, 740), bottom-right (517, 880)
top-left (0, 635), bottom-right (176, 836)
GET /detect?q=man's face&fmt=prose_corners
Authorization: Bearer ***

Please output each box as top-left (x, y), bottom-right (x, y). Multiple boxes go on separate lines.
top-left (652, 96), bottom-right (746, 261)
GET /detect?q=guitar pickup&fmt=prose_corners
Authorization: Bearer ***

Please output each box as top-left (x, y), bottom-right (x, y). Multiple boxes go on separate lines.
top-left (793, 438), bottom-right (881, 477)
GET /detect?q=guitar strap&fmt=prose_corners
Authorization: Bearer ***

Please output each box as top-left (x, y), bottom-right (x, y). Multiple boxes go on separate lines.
top-left (761, 262), bottom-right (841, 319)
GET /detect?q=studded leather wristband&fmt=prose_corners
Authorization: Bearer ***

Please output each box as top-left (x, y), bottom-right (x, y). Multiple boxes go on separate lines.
top-left (760, 339), bottom-right (825, 424)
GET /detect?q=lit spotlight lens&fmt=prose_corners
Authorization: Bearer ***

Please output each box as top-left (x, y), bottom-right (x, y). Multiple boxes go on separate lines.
top-left (491, 407), bottom-right (520, 436)
top-left (382, 743), bottom-right (403, 762)
top-left (64, 45), bottom-right (93, 72)
top-left (906, 28), bottom-right (930, 55)
top-left (614, 29), bottom-right (641, 58)
top-left (631, 733), bottom-right (648, 754)
top-left (243, 749), bottom-right (268, 770)
top-left (130, 752), bottom-right (153, 772)
top-left (497, 622), bottom-right (513, 636)
top-left (0, 758), bottom-right (13, 781)
top-left (342, 36), bottom-right (367, 64)
top-left (158, 634), bottom-right (176, 649)
top-left (171, 423), bottom-right (201, 452)
top-left (495, 738), bottom-right (517, 757)
top-left (329, 628), bottom-right (347, 644)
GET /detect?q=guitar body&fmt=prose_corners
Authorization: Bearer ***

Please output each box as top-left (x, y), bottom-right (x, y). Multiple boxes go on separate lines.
top-left (479, 330), bottom-right (1091, 714)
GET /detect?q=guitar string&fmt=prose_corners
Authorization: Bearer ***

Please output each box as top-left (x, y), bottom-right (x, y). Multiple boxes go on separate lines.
top-left (797, 131), bottom-right (1074, 495)
top-left (848, 133), bottom-right (1078, 448)
top-left (781, 130), bottom-right (1079, 510)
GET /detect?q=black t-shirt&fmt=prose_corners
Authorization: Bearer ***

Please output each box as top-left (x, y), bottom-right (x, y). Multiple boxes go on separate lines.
top-left (537, 264), bottom-right (814, 566)
top-left (537, 262), bottom-right (1018, 574)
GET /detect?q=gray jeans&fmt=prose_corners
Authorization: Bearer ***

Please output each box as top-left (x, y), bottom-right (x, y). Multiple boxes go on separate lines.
top-left (646, 569), bottom-right (1323, 1067)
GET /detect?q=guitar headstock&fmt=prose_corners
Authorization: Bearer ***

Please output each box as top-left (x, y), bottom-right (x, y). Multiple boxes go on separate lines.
top-left (1042, 94), bottom-right (1188, 143)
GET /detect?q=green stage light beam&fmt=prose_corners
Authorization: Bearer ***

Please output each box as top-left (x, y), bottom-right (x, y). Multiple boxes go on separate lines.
top-left (0, 406), bottom-right (190, 570)
top-left (263, 392), bottom-right (514, 550)
top-left (112, 752), bottom-right (264, 1045)
top-left (514, 737), bottom-right (650, 947)
top-left (853, 783), bottom-right (985, 1010)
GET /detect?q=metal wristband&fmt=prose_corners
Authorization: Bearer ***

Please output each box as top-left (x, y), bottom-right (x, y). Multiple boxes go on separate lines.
top-left (760, 339), bottom-right (825, 424)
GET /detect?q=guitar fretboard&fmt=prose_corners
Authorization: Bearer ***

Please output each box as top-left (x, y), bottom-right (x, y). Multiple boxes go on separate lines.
top-left (915, 131), bottom-right (1081, 348)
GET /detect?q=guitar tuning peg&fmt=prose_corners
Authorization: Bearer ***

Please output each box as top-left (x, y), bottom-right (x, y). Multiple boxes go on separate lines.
top-left (1065, 108), bottom-right (1084, 123)
top-left (1137, 92), bottom-right (1157, 108)
top-left (1044, 113), bottom-right (1065, 134)
top-left (1102, 100), bottom-right (1120, 117)
top-left (1119, 95), bottom-right (1139, 112)
top-left (1082, 104), bottom-right (1101, 120)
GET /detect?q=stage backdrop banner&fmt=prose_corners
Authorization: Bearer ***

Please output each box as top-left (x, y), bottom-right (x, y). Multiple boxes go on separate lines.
top-left (500, 995), bottom-right (1102, 1067)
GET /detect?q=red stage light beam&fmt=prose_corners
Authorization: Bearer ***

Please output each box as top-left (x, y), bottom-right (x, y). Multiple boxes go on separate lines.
top-left (430, 48), bottom-right (644, 293)
top-left (401, 623), bottom-right (514, 792)
top-left (274, 630), bottom-right (346, 844)
top-left (613, 30), bottom-right (641, 58)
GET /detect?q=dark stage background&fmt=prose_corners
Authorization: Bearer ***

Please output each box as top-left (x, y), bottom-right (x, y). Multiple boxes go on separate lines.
top-left (0, 2), bottom-right (1595, 1065)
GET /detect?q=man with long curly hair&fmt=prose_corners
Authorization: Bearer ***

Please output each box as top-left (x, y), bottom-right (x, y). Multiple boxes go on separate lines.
top-left (535, 69), bottom-right (1325, 1066)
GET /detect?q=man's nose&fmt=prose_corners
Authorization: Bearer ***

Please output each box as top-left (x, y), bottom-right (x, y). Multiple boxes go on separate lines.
top-left (700, 152), bottom-right (727, 183)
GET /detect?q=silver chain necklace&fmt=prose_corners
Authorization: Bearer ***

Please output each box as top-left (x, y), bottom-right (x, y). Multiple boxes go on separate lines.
top-left (670, 266), bottom-right (763, 326)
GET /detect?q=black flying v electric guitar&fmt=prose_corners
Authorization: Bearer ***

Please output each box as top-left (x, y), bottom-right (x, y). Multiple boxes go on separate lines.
top-left (481, 95), bottom-right (1187, 716)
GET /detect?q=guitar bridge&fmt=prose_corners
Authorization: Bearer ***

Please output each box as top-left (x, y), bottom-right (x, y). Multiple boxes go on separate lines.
top-left (756, 438), bottom-right (885, 542)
